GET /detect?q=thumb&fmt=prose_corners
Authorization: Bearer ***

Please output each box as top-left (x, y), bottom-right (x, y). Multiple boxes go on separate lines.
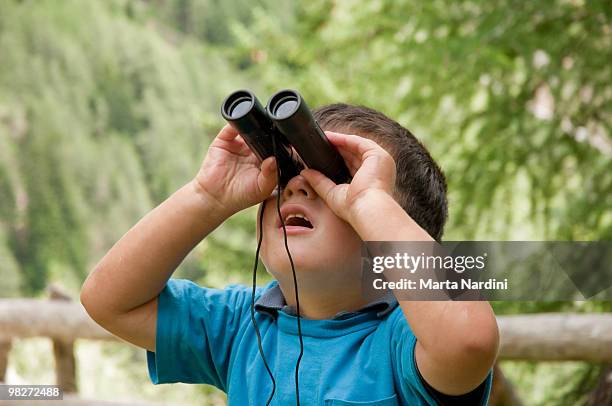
top-left (300, 168), bottom-right (336, 204)
top-left (257, 157), bottom-right (278, 196)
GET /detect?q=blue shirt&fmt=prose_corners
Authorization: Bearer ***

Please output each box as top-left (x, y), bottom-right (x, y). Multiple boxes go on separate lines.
top-left (146, 278), bottom-right (493, 405)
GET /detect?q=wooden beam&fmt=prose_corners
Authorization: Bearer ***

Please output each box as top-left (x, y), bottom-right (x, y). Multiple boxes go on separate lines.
top-left (497, 313), bottom-right (612, 362)
top-left (1, 299), bottom-right (612, 362)
top-left (0, 299), bottom-right (119, 342)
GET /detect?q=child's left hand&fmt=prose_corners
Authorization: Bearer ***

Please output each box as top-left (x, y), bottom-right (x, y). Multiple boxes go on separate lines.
top-left (300, 131), bottom-right (396, 225)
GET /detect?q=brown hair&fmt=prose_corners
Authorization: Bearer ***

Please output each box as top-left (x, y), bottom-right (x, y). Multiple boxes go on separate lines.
top-left (313, 104), bottom-right (448, 241)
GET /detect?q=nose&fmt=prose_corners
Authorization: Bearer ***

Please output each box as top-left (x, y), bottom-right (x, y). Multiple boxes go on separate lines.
top-left (282, 175), bottom-right (316, 201)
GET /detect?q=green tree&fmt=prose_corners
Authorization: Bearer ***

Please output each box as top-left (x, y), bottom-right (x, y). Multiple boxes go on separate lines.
top-left (0, 0), bottom-right (256, 295)
top-left (227, 2), bottom-right (611, 404)
top-left (230, 0), bottom-right (611, 241)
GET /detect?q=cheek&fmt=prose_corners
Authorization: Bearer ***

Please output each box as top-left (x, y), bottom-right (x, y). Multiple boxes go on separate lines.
top-left (257, 203), bottom-right (363, 272)
top-left (330, 220), bottom-right (363, 252)
top-left (311, 215), bottom-right (363, 259)
top-left (255, 199), bottom-right (276, 238)
top-left (257, 202), bottom-right (279, 263)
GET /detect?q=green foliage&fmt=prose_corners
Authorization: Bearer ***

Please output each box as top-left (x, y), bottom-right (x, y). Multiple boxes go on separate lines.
top-left (226, 2), bottom-right (611, 404)
top-left (131, 0), bottom-right (293, 46)
top-left (229, 0), bottom-right (612, 242)
top-left (1, 0), bottom-right (610, 404)
top-left (0, 0), bottom-right (254, 295)
top-left (502, 360), bottom-right (604, 406)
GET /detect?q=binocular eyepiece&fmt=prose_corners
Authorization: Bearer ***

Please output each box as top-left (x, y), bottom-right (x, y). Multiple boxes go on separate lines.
top-left (221, 89), bottom-right (352, 187)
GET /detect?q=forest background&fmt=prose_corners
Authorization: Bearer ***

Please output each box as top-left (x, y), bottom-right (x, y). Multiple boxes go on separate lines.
top-left (0, 0), bottom-right (610, 405)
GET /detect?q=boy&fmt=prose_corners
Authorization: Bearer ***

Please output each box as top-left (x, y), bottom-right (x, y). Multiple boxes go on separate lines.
top-left (81, 103), bottom-right (499, 405)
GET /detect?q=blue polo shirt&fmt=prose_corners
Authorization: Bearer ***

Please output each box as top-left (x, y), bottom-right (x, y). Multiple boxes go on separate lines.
top-left (146, 278), bottom-right (493, 405)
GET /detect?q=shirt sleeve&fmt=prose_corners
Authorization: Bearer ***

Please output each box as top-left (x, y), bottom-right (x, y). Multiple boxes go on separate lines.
top-left (389, 308), bottom-right (494, 405)
top-left (146, 278), bottom-right (253, 390)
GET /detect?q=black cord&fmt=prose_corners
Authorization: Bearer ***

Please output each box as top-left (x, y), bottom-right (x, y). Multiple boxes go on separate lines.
top-left (272, 136), bottom-right (304, 406)
top-left (250, 199), bottom-right (276, 406)
top-left (250, 138), bottom-right (304, 406)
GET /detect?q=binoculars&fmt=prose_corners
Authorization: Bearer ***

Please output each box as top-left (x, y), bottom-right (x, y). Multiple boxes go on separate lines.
top-left (221, 89), bottom-right (352, 187)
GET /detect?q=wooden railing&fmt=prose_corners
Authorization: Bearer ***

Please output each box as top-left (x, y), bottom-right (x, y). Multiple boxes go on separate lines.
top-left (1, 286), bottom-right (611, 405)
top-left (0, 286), bottom-right (175, 406)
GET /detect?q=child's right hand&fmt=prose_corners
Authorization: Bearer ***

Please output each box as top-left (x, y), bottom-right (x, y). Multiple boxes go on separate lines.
top-left (192, 125), bottom-right (278, 216)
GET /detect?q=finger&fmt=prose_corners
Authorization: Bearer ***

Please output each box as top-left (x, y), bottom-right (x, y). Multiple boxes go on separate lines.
top-left (257, 157), bottom-right (278, 196)
top-left (336, 147), bottom-right (363, 176)
top-left (325, 131), bottom-right (383, 158)
top-left (326, 132), bottom-right (379, 175)
top-left (327, 132), bottom-right (395, 176)
top-left (332, 135), bottom-right (362, 161)
top-left (326, 131), bottom-right (380, 156)
top-left (216, 124), bottom-right (240, 141)
top-left (235, 134), bottom-right (247, 146)
top-left (233, 135), bottom-right (255, 157)
top-left (261, 156), bottom-right (277, 177)
top-left (323, 132), bottom-right (363, 171)
top-left (300, 168), bottom-right (336, 203)
top-left (218, 132), bottom-right (258, 159)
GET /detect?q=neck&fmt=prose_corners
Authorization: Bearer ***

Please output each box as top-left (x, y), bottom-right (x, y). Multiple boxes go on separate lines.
top-left (275, 273), bottom-right (370, 320)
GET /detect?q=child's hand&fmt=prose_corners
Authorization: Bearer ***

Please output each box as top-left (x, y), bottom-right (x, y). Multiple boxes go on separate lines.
top-left (300, 131), bottom-right (396, 224)
top-left (193, 125), bottom-right (278, 216)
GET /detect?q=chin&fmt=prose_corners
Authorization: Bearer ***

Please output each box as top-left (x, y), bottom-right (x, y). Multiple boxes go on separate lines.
top-left (259, 223), bottom-right (362, 278)
top-left (262, 244), bottom-right (359, 281)
top-left (263, 246), bottom-right (325, 275)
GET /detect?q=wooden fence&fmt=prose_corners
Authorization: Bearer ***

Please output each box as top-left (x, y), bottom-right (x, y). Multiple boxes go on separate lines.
top-left (0, 286), bottom-right (611, 405)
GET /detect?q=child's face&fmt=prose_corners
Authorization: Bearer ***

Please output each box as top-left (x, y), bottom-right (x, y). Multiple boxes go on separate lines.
top-left (257, 174), bottom-right (363, 281)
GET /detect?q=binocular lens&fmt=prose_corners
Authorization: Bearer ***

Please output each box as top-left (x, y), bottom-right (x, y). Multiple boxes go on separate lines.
top-left (223, 91), bottom-right (254, 119)
top-left (268, 91), bottom-right (300, 119)
top-left (221, 88), bottom-right (351, 187)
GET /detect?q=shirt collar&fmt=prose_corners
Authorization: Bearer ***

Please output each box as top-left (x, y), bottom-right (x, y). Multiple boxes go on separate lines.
top-left (254, 281), bottom-right (398, 320)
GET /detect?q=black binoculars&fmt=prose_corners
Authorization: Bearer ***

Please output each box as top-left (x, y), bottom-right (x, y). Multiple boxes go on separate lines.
top-left (221, 89), bottom-right (351, 187)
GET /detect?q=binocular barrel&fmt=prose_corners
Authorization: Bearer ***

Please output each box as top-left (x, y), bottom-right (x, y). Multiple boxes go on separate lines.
top-left (221, 90), bottom-right (300, 186)
top-left (267, 90), bottom-right (351, 185)
top-left (221, 89), bottom-right (351, 187)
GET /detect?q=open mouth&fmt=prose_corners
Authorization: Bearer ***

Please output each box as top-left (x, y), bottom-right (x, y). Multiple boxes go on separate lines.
top-left (277, 204), bottom-right (316, 234)
top-left (284, 213), bottom-right (313, 229)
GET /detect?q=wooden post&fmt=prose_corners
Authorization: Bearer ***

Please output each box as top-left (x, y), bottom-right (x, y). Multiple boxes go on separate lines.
top-left (0, 338), bottom-right (11, 382)
top-left (48, 284), bottom-right (78, 394)
top-left (489, 364), bottom-right (524, 406)
top-left (587, 365), bottom-right (612, 406)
